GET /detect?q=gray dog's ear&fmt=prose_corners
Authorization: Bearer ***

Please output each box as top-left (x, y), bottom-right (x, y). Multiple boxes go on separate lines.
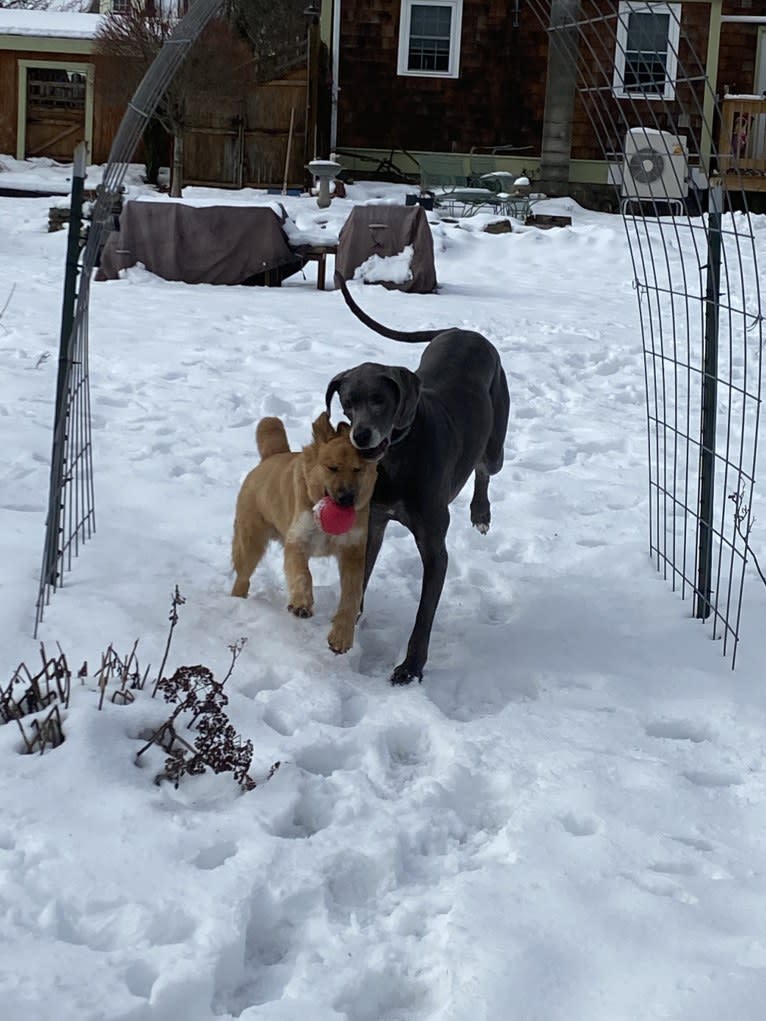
top-left (325, 371), bottom-right (347, 416)
top-left (385, 368), bottom-right (421, 432)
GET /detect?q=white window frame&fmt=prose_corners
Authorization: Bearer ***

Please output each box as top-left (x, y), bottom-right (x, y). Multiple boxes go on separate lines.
top-left (397, 0), bottom-right (463, 80)
top-left (613, 1), bottom-right (681, 102)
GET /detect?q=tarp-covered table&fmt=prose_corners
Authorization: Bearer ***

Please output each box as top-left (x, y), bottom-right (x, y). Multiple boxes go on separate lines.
top-left (335, 204), bottom-right (437, 293)
top-left (97, 200), bottom-right (302, 286)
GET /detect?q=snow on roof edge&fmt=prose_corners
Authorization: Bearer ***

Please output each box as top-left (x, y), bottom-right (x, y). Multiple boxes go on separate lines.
top-left (0, 10), bottom-right (103, 40)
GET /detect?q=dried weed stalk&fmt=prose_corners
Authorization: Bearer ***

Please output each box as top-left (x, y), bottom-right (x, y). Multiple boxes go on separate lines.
top-left (95, 640), bottom-right (152, 709)
top-left (16, 704), bottom-right (65, 755)
top-left (152, 585), bottom-right (186, 697)
top-left (3, 589), bottom-right (271, 786)
top-left (0, 283), bottom-right (15, 335)
top-left (730, 486), bottom-right (766, 588)
top-left (1, 643), bottom-right (72, 724)
top-left (136, 658), bottom-right (267, 792)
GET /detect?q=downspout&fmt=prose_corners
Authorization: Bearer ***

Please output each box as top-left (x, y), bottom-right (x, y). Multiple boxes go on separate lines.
top-left (330, 0), bottom-right (341, 153)
top-left (700, 0), bottom-right (722, 177)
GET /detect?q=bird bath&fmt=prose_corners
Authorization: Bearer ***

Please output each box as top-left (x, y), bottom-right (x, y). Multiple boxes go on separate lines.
top-left (307, 159), bottom-right (342, 208)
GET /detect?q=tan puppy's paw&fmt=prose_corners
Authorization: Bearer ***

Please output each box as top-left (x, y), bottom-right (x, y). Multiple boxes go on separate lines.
top-left (288, 603), bottom-right (313, 619)
top-left (327, 617), bottom-right (355, 654)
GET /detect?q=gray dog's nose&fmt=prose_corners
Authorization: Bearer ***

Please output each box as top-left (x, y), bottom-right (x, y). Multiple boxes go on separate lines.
top-left (353, 426), bottom-right (372, 448)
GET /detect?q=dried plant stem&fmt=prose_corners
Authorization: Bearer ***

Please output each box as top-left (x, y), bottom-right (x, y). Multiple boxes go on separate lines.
top-left (0, 283), bottom-right (15, 331)
top-left (222, 637), bottom-right (247, 684)
top-left (152, 586), bottom-right (185, 697)
top-left (730, 488), bottom-right (766, 588)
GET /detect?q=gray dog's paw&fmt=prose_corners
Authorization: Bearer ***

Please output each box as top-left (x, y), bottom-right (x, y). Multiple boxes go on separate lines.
top-left (390, 662), bottom-right (422, 686)
top-left (473, 521), bottom-right (490, 535)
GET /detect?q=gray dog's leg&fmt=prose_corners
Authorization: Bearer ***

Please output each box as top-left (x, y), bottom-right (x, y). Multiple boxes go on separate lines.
top-left (359, 507), bottom-right (389, 617)
top-left (470, 368), bottom-right (508, 535)
top-left (486, 367), bottom-right (510, 475)
top-left (392, 506), bottom-right (450, 685)
top-left (470, 465), bottom-right (491, 534)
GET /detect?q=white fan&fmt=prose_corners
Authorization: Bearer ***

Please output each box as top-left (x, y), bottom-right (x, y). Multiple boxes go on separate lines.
top-left (622, 127), bottom-right (688, 207)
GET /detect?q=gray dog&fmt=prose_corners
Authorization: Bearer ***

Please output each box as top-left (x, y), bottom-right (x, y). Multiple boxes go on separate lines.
top-left (326, 274), bottom-right (510, 685)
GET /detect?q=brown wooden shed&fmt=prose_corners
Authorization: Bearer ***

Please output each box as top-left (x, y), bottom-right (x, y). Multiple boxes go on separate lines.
top-left (0, 10), bottom-right (115, 164)
top-left (0, 7), bottom-right (321, 190)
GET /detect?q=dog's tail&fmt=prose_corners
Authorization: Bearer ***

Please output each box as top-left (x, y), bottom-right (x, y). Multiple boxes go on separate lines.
top-left (255, 417), bottom-right (290, 460)
top-left (335, 272), bottom-right (442, 344)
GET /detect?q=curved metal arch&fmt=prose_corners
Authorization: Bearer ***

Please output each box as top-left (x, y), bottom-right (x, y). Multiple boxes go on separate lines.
top-left (35, 0), bottom-right (225, 634)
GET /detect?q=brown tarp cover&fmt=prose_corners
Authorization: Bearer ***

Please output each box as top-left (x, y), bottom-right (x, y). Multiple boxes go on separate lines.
top-left (334, 204), bottom-right (437, 293)
top-left (97, 201), bottom-right (302, 285)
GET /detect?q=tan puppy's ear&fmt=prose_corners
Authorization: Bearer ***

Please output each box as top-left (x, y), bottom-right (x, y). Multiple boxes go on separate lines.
top-left (336, 421), bottom-right (350, 437)
top-left (312, 411), bottom-right (335, 445)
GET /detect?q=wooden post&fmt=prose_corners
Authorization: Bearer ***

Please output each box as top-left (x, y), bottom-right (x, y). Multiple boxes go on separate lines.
top-left (235, 110), bottom-right (245, 189)
top-left (282, 106), bottom-right (295, 194)
top-left (170, 131), bottom-right (184, 198)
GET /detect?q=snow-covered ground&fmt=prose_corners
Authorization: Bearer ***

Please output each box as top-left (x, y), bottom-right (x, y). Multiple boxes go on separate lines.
top-left (0, 154), bottom-right (144, 195)
top-left (2, 163), bottom-right (766, 1021)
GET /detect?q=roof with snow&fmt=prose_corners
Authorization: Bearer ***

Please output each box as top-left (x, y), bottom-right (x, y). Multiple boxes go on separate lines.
top-left (0, 9), bottom-right (102, 39)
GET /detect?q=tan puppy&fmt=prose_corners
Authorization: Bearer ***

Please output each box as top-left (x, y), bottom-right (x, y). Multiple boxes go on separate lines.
top-left (231, 412), bottom-right (377, 653)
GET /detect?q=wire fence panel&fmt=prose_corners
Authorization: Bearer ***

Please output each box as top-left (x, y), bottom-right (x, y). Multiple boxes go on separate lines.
top-left (34, 0), bottom-right (225, 635)
top-left (527, 0), bottom-right (763, 665)
top-left (35, 1), bottom-right (764, 666)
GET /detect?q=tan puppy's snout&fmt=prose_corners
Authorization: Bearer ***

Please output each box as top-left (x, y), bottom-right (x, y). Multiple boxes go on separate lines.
top-left (334, 488), bottom-right (356, 508)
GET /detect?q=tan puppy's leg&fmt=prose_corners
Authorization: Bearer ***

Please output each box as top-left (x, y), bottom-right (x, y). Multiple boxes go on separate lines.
top-left (231, 510), bottom-right (270, 598)
top-left (328, 544), bottom-right (366, 653)
top-left (284, 541), bottom-right (313, 617)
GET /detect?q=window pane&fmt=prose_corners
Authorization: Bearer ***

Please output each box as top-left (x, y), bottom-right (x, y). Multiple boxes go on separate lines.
top-left (626, 11), bottom-right (669, 52)
top-left (27, 67), bottom-right (86, 110)
top-left (408, 5), bottom-right (452, 72)
top-left (624, 11), bottom-right (670, 94)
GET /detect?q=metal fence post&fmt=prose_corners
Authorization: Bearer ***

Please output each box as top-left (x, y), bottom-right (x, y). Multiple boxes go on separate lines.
top-left (695, 180), bottom-right (723, 619)
top-left (37, 142), bottom-right (88, 620)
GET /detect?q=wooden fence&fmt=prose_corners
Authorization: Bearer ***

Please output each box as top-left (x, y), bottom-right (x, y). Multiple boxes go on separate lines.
top-left (183, 66), bottom-right (312, 189)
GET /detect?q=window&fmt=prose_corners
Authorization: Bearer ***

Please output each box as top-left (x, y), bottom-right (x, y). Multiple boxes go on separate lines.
top-left (99, 0), bottom-right (133, 12)
top-left (27, 68), bottom-right (86, 111)
top-left (397, 0), bottom-right (463, 79)
top-left (613, 2), bottom-right (681, 101)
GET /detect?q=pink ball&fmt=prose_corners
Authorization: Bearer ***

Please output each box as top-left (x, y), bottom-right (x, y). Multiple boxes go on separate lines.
top-left (313, 497), bottom-right (356, 535)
